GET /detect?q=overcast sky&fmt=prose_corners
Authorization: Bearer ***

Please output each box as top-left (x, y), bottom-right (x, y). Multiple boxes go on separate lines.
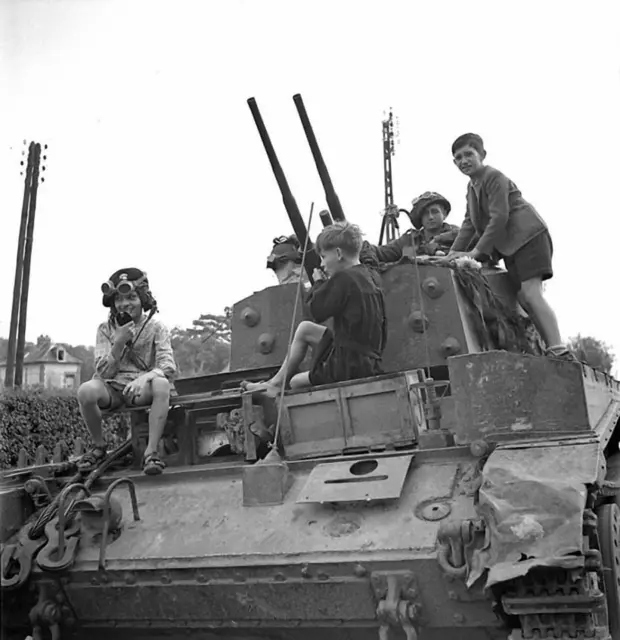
top-left (1, 0), bottom-right (619, 372)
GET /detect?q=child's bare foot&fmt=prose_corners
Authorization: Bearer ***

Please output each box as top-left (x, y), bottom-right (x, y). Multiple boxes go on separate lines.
top-left (241, 380), bottom-right (283, 397)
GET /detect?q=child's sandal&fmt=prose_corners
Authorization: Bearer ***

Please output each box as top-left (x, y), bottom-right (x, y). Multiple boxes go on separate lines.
top-left (77, 446), bottom-right (107, 473)
top-left (143, 452), bottom-right (166, 476)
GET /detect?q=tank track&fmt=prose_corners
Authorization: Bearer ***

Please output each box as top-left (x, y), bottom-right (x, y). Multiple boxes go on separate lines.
top-left (501, 497), bottom-right (613, 639)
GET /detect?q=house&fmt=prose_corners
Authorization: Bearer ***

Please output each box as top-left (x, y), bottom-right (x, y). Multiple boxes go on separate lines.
top-left (0, 341), bottom-right (82, 390)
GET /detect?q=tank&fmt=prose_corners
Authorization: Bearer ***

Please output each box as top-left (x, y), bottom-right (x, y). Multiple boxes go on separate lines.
top-left (1, 96), bottom-right (619, 640)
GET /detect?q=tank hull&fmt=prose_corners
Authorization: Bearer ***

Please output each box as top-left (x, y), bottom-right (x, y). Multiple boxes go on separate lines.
top-left (20, 450), bottom-right (508, 637)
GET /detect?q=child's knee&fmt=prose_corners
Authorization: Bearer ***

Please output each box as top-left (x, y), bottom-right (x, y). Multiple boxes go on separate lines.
top-left (296, 321), bottom-right (320, 340)
top-left (77, 380), bottom-right (104, 406)
top-left (150, 377), bottom-right (170, 400)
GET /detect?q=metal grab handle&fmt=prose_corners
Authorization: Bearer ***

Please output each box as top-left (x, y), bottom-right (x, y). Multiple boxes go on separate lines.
top-left (437, 542), bottom-right (468, 578)
top-left (56, 483), bottom-right (90, 558)
top-left (99, 478), bottom-right (140, 570)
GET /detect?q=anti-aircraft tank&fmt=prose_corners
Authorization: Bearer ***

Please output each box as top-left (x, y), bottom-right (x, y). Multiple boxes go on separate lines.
top-left (1, 95), bottom-right (619, 640)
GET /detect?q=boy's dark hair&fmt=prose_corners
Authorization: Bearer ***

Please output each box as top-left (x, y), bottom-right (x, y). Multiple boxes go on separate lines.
top-left (316, 222), bottom-right (364, 257)
top-left (451, 133), bottom-right (486, 157)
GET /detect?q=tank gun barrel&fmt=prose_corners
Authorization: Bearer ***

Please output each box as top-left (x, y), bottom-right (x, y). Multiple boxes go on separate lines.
top-left (319, 209), bottom-right (334, 227)
top-left (292, 94), bottom-right (346, 222)
top-left (247, 97), bottom-right (320, 280)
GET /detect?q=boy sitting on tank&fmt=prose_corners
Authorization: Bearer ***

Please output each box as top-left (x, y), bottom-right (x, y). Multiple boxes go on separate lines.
top-left (243, 221), bottom-right (387, 395)
top-left (76, 268), bottom-right (177, 476)
top-left (374, 191), bottom-right (460, 263)
top-left (446, 133), bottom-right (574, 361)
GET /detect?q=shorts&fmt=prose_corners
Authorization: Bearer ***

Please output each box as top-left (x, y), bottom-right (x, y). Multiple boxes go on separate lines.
top-left (502, 230), bottom-right (553, 290)
top-left (101, 379), bottom-right (133, 411)
top-left (308, 329), bottom-right (383, 387)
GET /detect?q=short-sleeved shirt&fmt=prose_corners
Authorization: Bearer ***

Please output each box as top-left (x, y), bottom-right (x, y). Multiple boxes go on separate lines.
top-left (94, 315), bottom-right (176, 385)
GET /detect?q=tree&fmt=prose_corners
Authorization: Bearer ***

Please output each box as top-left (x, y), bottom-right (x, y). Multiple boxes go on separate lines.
top-left (170, 309), bottom-right (232, 377)
top-left (186, 308), bottom-right (232, 343)
top-left (567, 334), bottom-right (615, 373)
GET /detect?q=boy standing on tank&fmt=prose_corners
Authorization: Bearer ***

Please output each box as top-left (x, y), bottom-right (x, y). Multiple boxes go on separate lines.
top-left (447, 133), bottom-right (573, 360)
top-left (243, 222), bottom-right (387, 395)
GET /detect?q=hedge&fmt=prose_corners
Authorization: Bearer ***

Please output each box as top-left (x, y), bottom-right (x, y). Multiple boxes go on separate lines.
top-left (0, 388), bottom-right (130, 470)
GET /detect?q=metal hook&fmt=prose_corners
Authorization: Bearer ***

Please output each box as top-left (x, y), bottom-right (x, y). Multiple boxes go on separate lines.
top-left (99, 478), bottom-right (140, 570)
top-left (56, 483), bottom-right (90, 556)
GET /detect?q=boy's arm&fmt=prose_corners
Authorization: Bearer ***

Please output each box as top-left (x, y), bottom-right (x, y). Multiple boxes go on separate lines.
top-left (151, 323), bottom-right (177, 380)
top-left (450, 204), bottom-right (476, 252)
top-left (94, 323), bottom-right (123, 379)
top-left (307, 271), bottom-right (350, 324)
top-left (473, 172), bottom-right (510, 256)
top-left (373, 236), bottom-right (405, 263)
top-left (435, 225), bottom-right (461, 251)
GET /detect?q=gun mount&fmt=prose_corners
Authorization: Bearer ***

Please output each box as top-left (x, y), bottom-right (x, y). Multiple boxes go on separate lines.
top-left (2, 98), bottom-right (620, 640)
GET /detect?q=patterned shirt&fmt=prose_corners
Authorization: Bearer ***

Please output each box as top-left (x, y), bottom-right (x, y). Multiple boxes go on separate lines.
top-left (94, 315), bottom-right (177, 385)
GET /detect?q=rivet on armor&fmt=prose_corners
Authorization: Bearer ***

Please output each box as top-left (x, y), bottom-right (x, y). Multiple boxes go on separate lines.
top-left (470, 439), bottom-right (489, 458)
top-left (407, 310), bottom-right (429, 333)
top-left (160, 572), bottom-right (172, 584)
top-left (301, 564), bottom-right (311, 579)
top-left (273, 572), bottom-right (287, 582)
top-left (417, 500), bottom-right (452, 522)
top-left (241, 306), bottom-right (260, 327)
top-left (422, 277), bottom-right (444, 299)
top-left (441, 337), bottom-right (461, 358)
top-left (353, 564), bottom-right (367, 578)
top-left (124, 572), bottom-right (136, 585)
top-left (257, 333), bottom-right (275, 354)
top-left (317, 572), bottom-right (329, 581)
top-left (195, 572), bottom-right (207, 584)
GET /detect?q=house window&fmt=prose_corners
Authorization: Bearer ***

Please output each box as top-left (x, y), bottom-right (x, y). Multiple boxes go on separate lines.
top-left (57, 348), bottom-right (65, 362)
top-left (64, 373), bottom-right (76, 389)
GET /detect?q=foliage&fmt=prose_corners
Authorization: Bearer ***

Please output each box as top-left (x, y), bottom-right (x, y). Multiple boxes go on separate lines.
top-left (171, 309), bottom-right (232, 377)
top-left (0, 387), bottom-right (129, 470)
top-left (567, 334), bottom-right (615, 374)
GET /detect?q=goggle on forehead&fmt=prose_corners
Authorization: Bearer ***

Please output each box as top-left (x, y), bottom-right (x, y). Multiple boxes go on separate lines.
top-left (101, 273), bottom-right (148, 296)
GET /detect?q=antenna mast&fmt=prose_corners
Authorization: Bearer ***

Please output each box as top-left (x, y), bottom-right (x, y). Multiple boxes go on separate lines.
top-left (378, 109), bottom-right (400, 245)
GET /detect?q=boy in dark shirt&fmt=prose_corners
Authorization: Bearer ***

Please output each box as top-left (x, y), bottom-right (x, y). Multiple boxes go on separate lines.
top-left (243, 222), bottom-right (386, 395)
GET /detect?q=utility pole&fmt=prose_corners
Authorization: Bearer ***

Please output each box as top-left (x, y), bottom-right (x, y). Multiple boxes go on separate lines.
top-left (4, 140), bottom-right (47, 389)
top-left (378, 110), bottom-right (401, 245)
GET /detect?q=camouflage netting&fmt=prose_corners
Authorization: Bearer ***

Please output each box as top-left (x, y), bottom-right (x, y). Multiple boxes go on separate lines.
top-left (451, 266), bottom-right (544, 356)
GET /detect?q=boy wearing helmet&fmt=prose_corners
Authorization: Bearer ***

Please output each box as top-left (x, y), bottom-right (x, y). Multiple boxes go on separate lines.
top-left (76, 268), bottom-right (177, 475)
top-left (447, 133), bottom-right (573, 361)
top-left (266, 234), bottom-right (310, 287)
top-left (374, 192), bottom-right (460, 263)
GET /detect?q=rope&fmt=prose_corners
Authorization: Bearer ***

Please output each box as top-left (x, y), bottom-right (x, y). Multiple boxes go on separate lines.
top-left (271, 202), bottom-right (315, 450)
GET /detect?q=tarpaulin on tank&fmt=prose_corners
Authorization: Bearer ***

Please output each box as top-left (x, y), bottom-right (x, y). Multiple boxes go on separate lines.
top-left (467, 438), bottom-right (604, 588)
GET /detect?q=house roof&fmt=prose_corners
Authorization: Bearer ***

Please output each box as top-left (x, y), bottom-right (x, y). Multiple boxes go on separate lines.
top-left (0, 341), bottom-right (82, 367)
top-left (24, 341), bottom-right (82, 364)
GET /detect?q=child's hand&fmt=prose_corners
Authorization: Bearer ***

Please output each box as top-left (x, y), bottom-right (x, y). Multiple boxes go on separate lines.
top-left (312, 268), bottom-right (327, 282)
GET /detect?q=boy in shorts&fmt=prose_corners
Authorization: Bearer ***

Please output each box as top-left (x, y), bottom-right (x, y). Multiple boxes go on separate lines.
top-left (447, 133), bottom-right (573, 360)
top-left (76, 268), bottom-right (177, 475)
top-left (243, 222), bottom-right (387, 395)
